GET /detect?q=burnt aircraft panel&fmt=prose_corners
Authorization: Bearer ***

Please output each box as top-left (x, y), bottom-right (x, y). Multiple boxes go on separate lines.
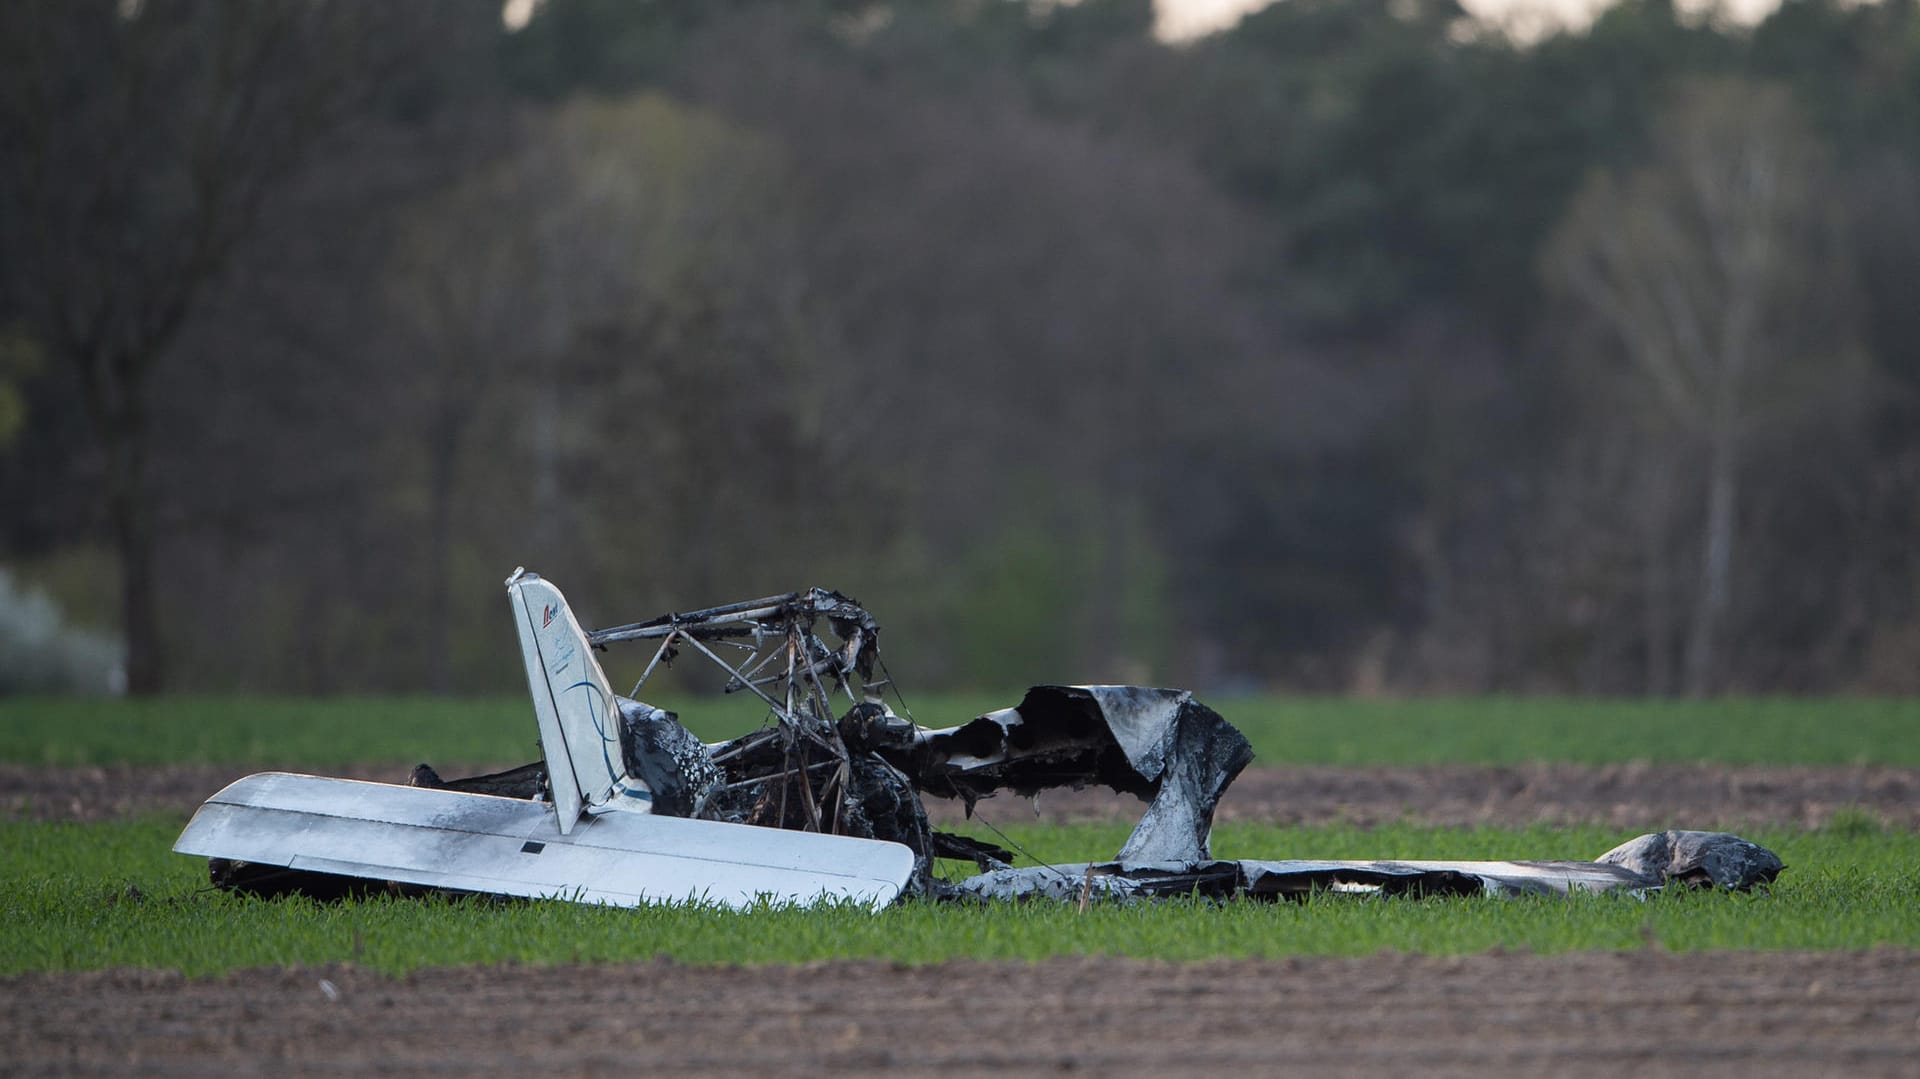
top-left (947, 831), bottom-right (1781, 904)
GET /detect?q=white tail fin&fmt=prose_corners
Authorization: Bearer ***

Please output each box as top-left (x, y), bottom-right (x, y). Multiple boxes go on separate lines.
top-left (506, 569), bottom-right (652, 833)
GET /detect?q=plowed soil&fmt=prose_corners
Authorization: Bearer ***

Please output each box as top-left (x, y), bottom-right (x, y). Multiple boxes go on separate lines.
top-left (6, 951), bottom-right (1919, 1077)
top-left (8, 761), bottom-right (1917, 829)
top-left (982, 762), bottom-right (1920, 831)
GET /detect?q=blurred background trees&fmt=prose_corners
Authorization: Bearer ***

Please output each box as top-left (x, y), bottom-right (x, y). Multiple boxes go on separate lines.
top-left (1545, 77), bottom-right (1866, 695)
top-left (2, 0), bottom-right (1916, 697)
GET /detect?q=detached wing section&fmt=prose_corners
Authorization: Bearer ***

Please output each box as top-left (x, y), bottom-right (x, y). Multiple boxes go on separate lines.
top-left (175, 773), bottom-right (915, 911)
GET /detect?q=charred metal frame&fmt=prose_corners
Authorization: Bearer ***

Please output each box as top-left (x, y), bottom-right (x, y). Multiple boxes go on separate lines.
top-left (590, 588), bottom-right (883, 707)
top-left (585, 589), bottom-right (1013, 896)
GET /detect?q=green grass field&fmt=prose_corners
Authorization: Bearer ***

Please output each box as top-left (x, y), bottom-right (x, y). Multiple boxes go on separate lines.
top-left (4, 817), bottom-right (1916, 976)
top-left (4, 693), bottom-right (1918, 767)
top-left (3, 694), bottom-right (1915, 976)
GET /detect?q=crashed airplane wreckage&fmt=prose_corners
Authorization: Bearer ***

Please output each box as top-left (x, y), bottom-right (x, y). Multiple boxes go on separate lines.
top-left (175, 571), bottom-right (1783, 909)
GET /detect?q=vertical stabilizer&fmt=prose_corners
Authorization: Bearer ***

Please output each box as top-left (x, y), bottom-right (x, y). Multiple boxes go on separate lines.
top-left (506, 569), bottom-right (651, 833)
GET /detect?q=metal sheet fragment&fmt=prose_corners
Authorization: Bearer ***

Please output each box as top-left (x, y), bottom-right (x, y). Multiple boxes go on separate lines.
top-left (946, 832), bottom-right (1781, 904)
top-left (901, 685), bottom-right (1253, 864)
top-left (1594, 830), bottom-right (1784, 890)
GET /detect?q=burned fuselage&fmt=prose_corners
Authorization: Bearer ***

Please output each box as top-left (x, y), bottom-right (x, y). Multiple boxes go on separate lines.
top-left (410, 589), bottom-right (1259, 897)
top-left (401, 586), bottom-right (1780, 903)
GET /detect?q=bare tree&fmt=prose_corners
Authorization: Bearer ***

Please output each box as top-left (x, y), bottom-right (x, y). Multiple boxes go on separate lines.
top-left (1545, 78), bottom-right (1861, 695)
top-left (378, 95), bottom-right (798, 688)
top-left (0, 1), bottom-right (415, 692)
top-left (383, 133), bottom-right (554, 693)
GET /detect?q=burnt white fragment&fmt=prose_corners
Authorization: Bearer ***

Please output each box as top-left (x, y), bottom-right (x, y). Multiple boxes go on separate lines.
top-left (1595, 830), bottom-right (1784, 890)
top-left (946, 846), bottom-right (1762, 904)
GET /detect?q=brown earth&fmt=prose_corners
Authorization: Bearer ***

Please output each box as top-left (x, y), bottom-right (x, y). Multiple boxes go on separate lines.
top-left (0, 763), bottom-right (423, 823)
top-left (9, 761), bottom-right (1916, 829)
top-left (961, 762), bottom-right (1920, 831)
top-left (6, 951), bottom-right (1919, 1077)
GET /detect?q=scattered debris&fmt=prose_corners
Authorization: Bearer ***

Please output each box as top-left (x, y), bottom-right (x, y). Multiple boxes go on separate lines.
top-left (178, 572), bottom-right (1784, 908)
top-left (950, 830), bottom-right (1783, 903)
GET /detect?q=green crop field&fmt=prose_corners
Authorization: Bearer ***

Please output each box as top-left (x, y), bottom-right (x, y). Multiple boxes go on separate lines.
top-left (4, 817), bottom-right (1917, 977)
top-left (4, 693), bottom-right (1918, 767)
top-left (4, 694), bottom-right (1915, 978)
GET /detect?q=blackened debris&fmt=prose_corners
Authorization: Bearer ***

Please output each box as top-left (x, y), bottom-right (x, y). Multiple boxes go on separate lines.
top-left (587, 588), bottom-right (881, 694)
top-left (838, 701), bottom-right (917, 754)
top-left (617, 699), bottom-right (720, 818)
top-left (897, 685), bottom-right (1253, 864)
top-left (930, 831), bottom-right (1014, 872)
top-left (417, 586), bottom-right (1785, 906)
top-left (408, 761), bottom-right (547, 800)
top-left (947, 832), bottom-right (1783, 904)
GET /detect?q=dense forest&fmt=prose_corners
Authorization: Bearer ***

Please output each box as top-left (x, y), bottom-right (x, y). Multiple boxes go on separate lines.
top-left (2, 0), bottom-right (1917, 697)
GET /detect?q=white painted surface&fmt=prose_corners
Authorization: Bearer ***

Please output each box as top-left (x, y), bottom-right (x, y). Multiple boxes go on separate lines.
top-left (176, 772), bottom-right (914, 911)
top-left (509, 570), bottom-right (653, 834)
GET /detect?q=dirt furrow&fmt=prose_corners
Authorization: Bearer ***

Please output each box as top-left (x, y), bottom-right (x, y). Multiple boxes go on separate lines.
top-left (6, 951), bottom-right (1918, 1077)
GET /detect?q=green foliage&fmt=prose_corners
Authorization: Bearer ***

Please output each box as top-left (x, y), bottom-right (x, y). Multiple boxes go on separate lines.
top-left (3, 818), bottom-right (1914, 976)
top-left (1822, 806), bottom-right (1884, 840)
top-left (945, 496), bottom-right (1174, 688)
top-left (10, 0), bottom-right (1920, 700)
top-left (0, 322), bottom-right (43, 448)
top-left (1222, 696), bottom-right (1920, 766)
top-left (5, 694), bottom-right (1917, 768)
top-left (952, 523), bottom-right (1097, 688)
top-left (0, 695), bottom-right (752, 767)
top-left (500, 0), bottom-right (724, 100)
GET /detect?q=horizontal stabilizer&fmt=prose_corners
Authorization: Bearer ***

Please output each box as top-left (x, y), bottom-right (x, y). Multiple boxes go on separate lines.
top-left (175, 772), bottom-right (915, 911)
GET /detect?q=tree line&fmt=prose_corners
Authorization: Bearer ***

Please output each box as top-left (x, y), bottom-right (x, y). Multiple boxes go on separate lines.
top-left (2, 0), bottom-right (1917, 697)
